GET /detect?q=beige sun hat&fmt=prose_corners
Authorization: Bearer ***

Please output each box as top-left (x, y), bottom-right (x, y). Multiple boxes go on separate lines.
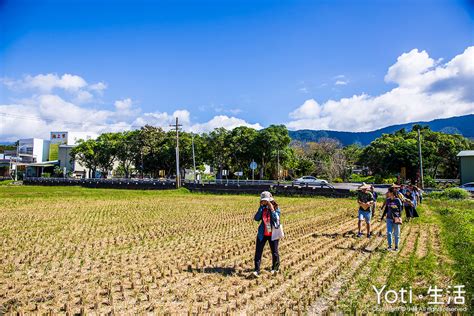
top-left (357, 182), bottom-right (371, 190)
top-left (260, 191), bottom-right (274, 201)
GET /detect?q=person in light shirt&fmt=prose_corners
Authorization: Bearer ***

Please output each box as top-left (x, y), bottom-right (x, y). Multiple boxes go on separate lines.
top-left (252, 191), bottom-right (281, 277)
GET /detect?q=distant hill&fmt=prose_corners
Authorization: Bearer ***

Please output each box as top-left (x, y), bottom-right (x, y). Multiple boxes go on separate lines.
top-left (289, 114), bottom-right (474, 146)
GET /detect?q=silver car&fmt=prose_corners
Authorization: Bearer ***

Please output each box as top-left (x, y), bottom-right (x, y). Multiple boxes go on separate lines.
top-left (459, 182), bottom-right (474, 193)
top-left (294, 176), bottom-right (329, 186)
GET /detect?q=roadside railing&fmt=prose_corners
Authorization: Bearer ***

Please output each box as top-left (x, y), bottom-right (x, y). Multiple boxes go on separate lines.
top-left (23, 177), bottom-right (335, 188)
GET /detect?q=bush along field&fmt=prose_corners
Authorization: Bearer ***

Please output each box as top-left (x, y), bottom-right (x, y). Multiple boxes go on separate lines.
top-left (0, 186), bottom-right (471, 314)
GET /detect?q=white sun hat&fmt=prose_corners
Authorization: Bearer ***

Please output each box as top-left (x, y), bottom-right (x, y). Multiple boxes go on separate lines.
top-left (260, 191), bottom-right (274, 201)
top-left (357, 182), bottom-right (371, 190)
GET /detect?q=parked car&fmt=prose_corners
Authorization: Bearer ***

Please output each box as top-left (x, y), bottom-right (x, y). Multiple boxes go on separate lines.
top-left (459, 182), bottom-right (474, 193)
top-left (294, 176), bottom-right (329, 186)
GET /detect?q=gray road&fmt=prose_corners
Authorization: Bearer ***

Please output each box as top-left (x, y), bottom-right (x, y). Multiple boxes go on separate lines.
top-left (331, 183), bottom-right (389, 194)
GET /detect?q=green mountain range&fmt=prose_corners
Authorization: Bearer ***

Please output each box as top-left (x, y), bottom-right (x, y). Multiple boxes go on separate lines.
top-left (289, 114), bottom-right (474, 146)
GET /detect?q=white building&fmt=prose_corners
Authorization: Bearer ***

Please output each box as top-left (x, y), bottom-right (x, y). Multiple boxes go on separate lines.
top-left (50, 131), bottom-right (98, 178)
top-left (18, 138), bottom-right (50, 163)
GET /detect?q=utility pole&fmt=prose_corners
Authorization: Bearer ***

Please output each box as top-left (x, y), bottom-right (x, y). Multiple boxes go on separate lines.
top-left (170, 117), bottom-right (182, 188)
top-left (417, 128), bottom-right (424, 189)
top-left (277, 149), bottom-right (280, 181)
top-left (191, 133), bottom-right (196, 183)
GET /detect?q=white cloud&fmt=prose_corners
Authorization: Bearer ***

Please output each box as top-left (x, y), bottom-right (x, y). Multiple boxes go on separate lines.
top-left (0, 95), bottom-right (125, 140)
top-left (16, 74), bottom-right (87, 92)
top-left (89, 82), bottom-right (107, 92)
top-left (74, 90), bottom-right (94, 104)
top-left (1, 73), bottom-right (107, 100)
top-left (287, 46), bottom-right (474, 131)
top-left (289, 99), bottom-right (321, 120)
top-left (0, 72), bottom-right (263, 141)
top-left (190, 115), bottom-right (262, 133)
top-left (132, 109), bottom-right (191, 128)
top-left (333, 74), bottom-right (349, 86)
top-left (114, 98), bottom-right (133, 111)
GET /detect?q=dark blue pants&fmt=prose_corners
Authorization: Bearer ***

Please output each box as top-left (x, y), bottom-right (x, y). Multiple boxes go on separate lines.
top-left (254, 235), bottom-right (280, 272)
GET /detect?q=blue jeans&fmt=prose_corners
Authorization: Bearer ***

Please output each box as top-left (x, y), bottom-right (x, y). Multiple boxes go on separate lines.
top-left (386, 218), bottom-right (400, 248)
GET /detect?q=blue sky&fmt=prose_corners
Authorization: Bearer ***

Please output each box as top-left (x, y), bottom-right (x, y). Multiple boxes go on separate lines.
top-left (1, 0), bottom-right (473, 140)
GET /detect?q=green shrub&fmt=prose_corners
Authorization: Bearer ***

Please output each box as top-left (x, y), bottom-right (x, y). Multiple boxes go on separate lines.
top-left (382, 177), bottom-right (397, 184)
top-left (424, 175), bottom-right (437, 188)
top-left (373, 174), bottom-right (383, 184)
top-left (444, 188), bottom-right (470, 199)
top-left (428, 191), bottom-right (444, 199)
top-left (428, 188), bottom-right (470, 200)
top-left (42, 173), bottom-right (51, 178)
top-left (333, 177), bottom-right (343, 183)
top-left (349, 174), bottom-right (374, 183)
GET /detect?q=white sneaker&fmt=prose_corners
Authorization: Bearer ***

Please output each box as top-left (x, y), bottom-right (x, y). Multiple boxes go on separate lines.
top-left (386, 247), bottom-right (392, 251)
top-left (252, 271), bottom-right (259, 278)
top-left (271, 270), bottom-right (278, 275)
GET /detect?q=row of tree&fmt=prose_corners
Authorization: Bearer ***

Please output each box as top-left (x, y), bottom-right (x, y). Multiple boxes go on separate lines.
top-left (70, 124), bottom-right (473, 182)
top-left (361, 125), bottom-right (472, 182)
top-left (70, 125), bottom-right (292, 179)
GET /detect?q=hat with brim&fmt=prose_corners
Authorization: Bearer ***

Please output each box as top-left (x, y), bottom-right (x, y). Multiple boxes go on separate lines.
top-left (260, 191), bottom-right (274, 201)
top-left (390, 183), bottom-right (401, 188)
top-left (357, 183), bottom-right (371, 190)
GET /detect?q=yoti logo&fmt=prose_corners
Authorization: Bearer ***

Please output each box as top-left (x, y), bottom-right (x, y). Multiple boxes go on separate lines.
top-left (373, 285), bottom-right (413, 304)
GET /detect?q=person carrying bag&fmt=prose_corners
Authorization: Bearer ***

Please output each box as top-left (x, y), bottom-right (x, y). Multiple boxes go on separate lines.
top-left (381, 187), bottom-right (403, 251)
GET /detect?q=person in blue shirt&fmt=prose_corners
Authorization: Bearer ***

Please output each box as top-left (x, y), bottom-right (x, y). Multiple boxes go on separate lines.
top-left (381, 187), bottom-right (403, 251)
top-left (253, 191), bottom-right (281, 278)
top-left (403, 189), bottom-right (417, 222)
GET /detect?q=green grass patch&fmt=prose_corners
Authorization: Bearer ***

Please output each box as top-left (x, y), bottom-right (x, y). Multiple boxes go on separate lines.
top-left (427, 198), bottom-right (474, 308)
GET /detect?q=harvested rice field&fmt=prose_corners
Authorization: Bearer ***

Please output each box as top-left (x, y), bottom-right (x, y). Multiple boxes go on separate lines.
top-left (0, 186), bottom-right (471, 314)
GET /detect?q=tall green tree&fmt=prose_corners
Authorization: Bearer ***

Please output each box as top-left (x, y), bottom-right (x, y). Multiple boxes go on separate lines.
top-left (256, 125), bottom-right (291, 179)
top-left (115, 130), bottom-right (141, 178)
top-left (227, 126), bottom-right (259, 178)
top-left (361, 127), bottom-right (473, 182)
top-left (202, 128), bottom-right (231, 178)
top-left (137, 125), bottom-right (167, 178)
top-left (70, 138), bottom-right (99, 178)
top-left (95, 133), bottom-right (119, 177)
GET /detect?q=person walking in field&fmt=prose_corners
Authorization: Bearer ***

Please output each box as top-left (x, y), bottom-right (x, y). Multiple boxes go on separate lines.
top-left (403, 188), bottom-right (416, 222)
top-left (253, 191), bottom-right (281, 277)
top-left (370, 185), bottom-right (378, 219)
top-left (416, 186), bottom-right (423, 204)
top-left (356, 183), bottom-right (374, 238)
top-left (407, 185), bottom-right (420, 219)
top-left (381, 187), bottom-right (403, 251)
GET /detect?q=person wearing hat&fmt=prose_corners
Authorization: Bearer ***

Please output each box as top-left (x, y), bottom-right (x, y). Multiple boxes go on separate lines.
top-left (253, 191), bottom-right (281, 277)
top-left (370, 185), bottom-right (378, 219)
top-left (391, 183), bottom-right (414, 208)
top-left (357, 183), bottom-right (375, 238)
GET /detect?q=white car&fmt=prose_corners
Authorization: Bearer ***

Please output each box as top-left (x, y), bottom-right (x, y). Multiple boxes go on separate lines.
top-left (459, 182), bottom-right (474, 193)
top-left (294, 176), bottom-right (329, 186)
